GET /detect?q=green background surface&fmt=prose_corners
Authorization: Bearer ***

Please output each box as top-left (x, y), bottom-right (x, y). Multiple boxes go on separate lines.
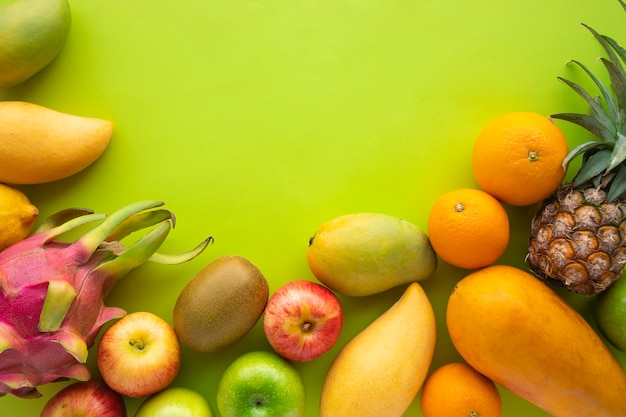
top-left (2, 0), bottom-right (626, 415)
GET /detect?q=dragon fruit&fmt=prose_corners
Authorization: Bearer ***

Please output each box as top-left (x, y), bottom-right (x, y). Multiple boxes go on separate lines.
top-left (0, 200), bottom-right (211, 398)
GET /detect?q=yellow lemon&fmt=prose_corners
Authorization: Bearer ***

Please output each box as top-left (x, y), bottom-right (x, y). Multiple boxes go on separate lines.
top-left (0, 184), bottom-right (38, 251)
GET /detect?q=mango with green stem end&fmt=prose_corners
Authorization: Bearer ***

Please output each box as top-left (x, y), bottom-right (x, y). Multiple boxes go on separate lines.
top-left (306, 213), bottom-right (437, 296)
top-left (0, 0), bottom-right (71, 87)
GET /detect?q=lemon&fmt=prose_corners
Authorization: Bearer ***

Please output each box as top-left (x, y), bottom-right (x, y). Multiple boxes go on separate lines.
top-left (595, 277), bottom-right (626, 352)
top-left (0, 183), bottom-right (38, 251)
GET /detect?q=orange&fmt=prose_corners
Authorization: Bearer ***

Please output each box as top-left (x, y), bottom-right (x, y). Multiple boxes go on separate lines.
top-left (427, 188), bottom-right (509, 270)
top-left (420, 362), bottom-right (502, 417)
top-left (472, 111), bottom-right (568, 206)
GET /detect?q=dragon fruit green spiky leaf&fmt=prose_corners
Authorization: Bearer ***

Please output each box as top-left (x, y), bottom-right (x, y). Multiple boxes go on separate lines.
top-left (0, 200), bottom-right (212, 398)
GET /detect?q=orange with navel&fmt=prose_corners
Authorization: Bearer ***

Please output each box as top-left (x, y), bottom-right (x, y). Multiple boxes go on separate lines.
top-left (472, 111), bottom-right (568, 206)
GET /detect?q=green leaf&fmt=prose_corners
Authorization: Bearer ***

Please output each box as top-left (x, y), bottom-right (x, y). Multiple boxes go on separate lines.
top-left (567, 60), bottom-right (619, 123)
top-left (583, 24), bottom-right (623, 70)
top-left (583, 24), bottom-right (626, 119)
top-left (562, 140), bottom-right (610, 166)
top-left (573, 148), bottom-right (612, 186)
top-left (608, 166), bottom-right (626, 201)
top-left (551, 112), bottom-right (615, 142)
top-left (556, 77), bottom-right (616, 135)
top-left (601, 57), bottom-right (626, 124)
top-left (609, 131), bottom-right (626, 170)
top-left (604, 34), bottom-right (626, 67)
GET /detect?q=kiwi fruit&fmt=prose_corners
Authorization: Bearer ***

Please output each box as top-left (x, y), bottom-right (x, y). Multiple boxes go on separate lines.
top-left (173, 255), bottom-right (269, 353)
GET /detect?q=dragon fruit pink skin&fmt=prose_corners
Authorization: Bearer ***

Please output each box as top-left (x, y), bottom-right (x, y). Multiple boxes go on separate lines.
top-left (0, 201), bottom-right (211, 398)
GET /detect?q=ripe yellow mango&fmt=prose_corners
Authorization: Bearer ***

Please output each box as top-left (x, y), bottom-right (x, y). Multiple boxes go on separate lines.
top-left (0, 101), bottom-right (113, 184)
top-left (306, 213), bottom-right (437, 296)
top-left (0, 0), bottom-right (71, 87)
top-left (447, 265), bottom-right (626, 416)
top-left (320, 282), bottom-right (436, 416)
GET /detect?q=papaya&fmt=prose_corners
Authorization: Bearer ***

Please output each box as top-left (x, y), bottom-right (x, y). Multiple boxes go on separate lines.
top-left (446, 264), bottom-right (626, 416)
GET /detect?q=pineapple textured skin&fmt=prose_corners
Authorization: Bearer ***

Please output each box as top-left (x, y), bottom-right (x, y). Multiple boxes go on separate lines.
top-left (528, 185), bottom-right (626, 295)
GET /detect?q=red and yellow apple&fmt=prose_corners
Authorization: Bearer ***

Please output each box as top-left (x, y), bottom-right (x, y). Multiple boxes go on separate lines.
top-left (39, 381), bottom-right (126, 417)
top-left (263, 280), bottom-right (343, 362)
top-left (97, 311), bottom-right (181, 397)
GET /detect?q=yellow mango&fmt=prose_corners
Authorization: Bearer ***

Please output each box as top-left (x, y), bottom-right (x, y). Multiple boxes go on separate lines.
top-left (320, 282), bottom-right (436, 416)
top-left (447, 265), bottom-right (626, 416)
top-left (0, 101), bottom-right (113, 184)
top-left (306, 213), bottom-right (437, 296)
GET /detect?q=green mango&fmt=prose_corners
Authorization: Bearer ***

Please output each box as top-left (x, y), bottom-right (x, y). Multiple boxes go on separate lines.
top-left (0, 0), bottom-right (71, 87)
top-left (306, 213), bottom-right (437, 296)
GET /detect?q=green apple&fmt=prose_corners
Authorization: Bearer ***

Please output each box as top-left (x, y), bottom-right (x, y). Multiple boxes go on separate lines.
top-left (0, 0), bottom-right (71, 87)
top-left (135, 387), bottom-right (214, 417)
top-left (595, 277), bottom-right (626, 352)
top-left (216, 351), bottom-right (306, 417)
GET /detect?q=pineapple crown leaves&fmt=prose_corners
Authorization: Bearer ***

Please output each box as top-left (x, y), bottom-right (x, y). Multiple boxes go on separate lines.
top-left (552, 0), bottom-right (626, 201)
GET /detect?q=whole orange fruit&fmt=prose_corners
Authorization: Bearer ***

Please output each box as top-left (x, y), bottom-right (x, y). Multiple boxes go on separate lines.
top-left (427, 188), bottom-right (509, 270)
top-left (420, 362), bottom-right (502, 417)
top-left (472, 111), bottom-right (568, 206)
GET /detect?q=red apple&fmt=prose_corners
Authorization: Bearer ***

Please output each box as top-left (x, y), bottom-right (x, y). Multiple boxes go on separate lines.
top-left (97, 311), bottom-right (181, 397)
top-left (40, 380), bottom-right (126, 417)
top-left (263, 280), bottom-right (343, 361)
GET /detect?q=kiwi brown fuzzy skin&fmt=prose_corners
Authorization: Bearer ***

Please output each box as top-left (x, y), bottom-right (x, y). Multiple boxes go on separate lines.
top-left (173, 255), bottom-right (269, 353)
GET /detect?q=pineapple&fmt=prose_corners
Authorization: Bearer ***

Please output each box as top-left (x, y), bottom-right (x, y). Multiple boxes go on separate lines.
top-left (527, 0), bottom-right (626, 296)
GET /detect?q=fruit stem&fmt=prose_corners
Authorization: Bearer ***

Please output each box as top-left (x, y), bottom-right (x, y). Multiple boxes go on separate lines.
top-left (302, 322), bottom-right (313, 332)
top-left (455, 203), bottom-right (464, 212)
top-left (528, 150), bottom-right (539, 161)
top-left (129, 339), bottom-right (145, 350)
